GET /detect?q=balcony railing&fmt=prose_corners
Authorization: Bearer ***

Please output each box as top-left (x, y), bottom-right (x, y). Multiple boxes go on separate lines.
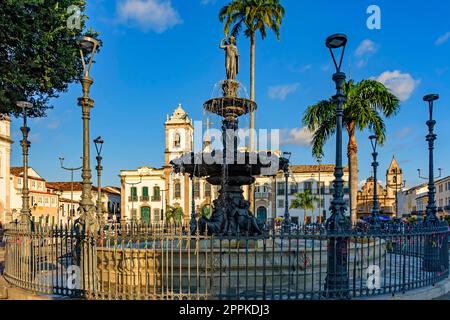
top-left (255, 192), bottom-right (270, 199)
top-left (151, 196), bottom-right (161, 202)
top-left (140, 196), bottom-right (150, 202)
top-left (128, 196), bottom-right (138, 202)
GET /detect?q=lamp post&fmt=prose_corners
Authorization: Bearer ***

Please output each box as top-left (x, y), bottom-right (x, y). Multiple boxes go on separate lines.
top-left (59, 157), bottom-right (82, 224)
top-left (77, 36), bottom-right (99, 232)
top-left (282, 152), bottom-right (291, 231)
top-left (17, 101), bottom-right (33, 227)
top-left (317, 155), bottom-right (325, 224)
top-left (369, 135), bottom-right (381, 229)
top-left (418, 168), bottom-right (442, 221)
top-left (323, 33), bottom-right (349, 298)
top-left (94, 136), bottom-right (104, 224)
top-left (424, 94), bottom-right (440, 223)
top-left (161, 188), bottom-right (169, 222)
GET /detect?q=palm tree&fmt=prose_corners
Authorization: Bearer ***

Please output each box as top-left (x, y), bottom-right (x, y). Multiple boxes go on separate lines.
top-left (290, 190), bottom-right (317, 225)
top-left (219, 0), bottom-right (285, 209)
top-left (302, 79), bottom-right (400, 223)
top-left (165, 206), bottom-right (184, 224)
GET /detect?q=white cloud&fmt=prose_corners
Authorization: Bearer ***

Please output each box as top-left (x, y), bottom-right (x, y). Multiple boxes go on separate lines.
top-left (280, 127), bottom-right (314, 146)
top-left (374, 70), bottom-right (420, 101)
top-left (435, 32), bottom-right (450, 46)
top-left (355, 39), bottom-right (378, 68)
top-left (117, 0), bottom-right (182, 33)
top-left (394, 127), bottom-right (411, 139)
top-left (268, 83), bottom-right (300, 101)
top-left (200, 0), bottom-right (216, 4)
top-left (355, 39), bottom-right (378, 57)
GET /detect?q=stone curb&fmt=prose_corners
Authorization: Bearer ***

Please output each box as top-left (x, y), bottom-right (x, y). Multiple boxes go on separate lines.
top-left (362, 277), bottom-right (450, 300)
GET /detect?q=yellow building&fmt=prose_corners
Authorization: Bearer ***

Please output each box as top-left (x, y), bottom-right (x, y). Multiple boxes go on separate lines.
top-left (357, 157), bottom-right (404, 219)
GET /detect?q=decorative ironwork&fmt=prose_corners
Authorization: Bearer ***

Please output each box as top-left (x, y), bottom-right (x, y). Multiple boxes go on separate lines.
top-left (3, 220), bottom-right (448, 300)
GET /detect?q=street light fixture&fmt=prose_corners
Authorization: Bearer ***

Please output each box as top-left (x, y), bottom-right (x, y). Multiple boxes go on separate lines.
top-left (17, 101), bottom-right (33, 227)
top-left (77, 36), bottom-right (99, 232)
top-left (423, 94), bottom-right (440, 223)
top-left (59, 156), bottom-right (82, 224)
top-left (282, 151), bottom-right (291, 231)
top-left (94, 136), bottom-right (104, 225)
top-left (369, 135), bottom-right (381, 229)
top-left (324, 33), bottom-right (349, 299)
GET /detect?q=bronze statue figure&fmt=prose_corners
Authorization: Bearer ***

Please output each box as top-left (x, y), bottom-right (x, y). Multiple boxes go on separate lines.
top-left (220, 36), bottom-right (239, 80)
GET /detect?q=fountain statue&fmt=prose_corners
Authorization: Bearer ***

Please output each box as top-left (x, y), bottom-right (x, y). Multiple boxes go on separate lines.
top-left (171, 37), bottom-right (288, 236)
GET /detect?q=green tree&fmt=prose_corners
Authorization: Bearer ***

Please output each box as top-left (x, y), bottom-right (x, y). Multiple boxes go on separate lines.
top-left (219, 0), bottom-right (285, 210)
top-left (302, 79), bottom-right (400, 223)
top-left (0, 0), bottom-right (99, 117)
top-left (165, 206), bottom-right (184, 224)
top-left (290, 190), bottom-right (317, 225)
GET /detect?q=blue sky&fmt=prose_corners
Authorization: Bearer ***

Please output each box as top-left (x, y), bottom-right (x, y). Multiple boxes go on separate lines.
top-left (10, 0), bottom-right (450, 188)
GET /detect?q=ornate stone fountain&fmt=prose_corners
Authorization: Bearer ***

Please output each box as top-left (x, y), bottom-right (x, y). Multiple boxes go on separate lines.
top-left (171, 37), bottom-right (288, 236)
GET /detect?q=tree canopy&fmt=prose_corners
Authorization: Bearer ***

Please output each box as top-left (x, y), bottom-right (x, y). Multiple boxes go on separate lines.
top-left (0, 0), bottom-right (99, 117)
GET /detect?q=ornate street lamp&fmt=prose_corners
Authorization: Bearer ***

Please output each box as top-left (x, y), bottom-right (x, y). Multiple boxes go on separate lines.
top-left (17, 101), bottom-right (33, 227)
top-left (369, 135), bottom-right (381, 229)
top-left (323, 33), bottom-right (350, 299)
top-left (77, 36), bottom-right (99, 232)
top-left (94, 136), bottom-right (104, 225)
top-left (423, 94), bottom-right (440, 223)
top-left (59, 157), bottom-right (82, 224)
top-left (282, 152), bottom-right (292, 232)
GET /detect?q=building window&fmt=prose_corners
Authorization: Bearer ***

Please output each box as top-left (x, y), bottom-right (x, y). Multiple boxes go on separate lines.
top-left (174, 132), bottom-right (181, 148)
top-left (44, 197), bottom-right (49, 205)
top-left (130, 187), bottom-right (138, 201)
top-left (204, 183), bottom-right (211, 198)
top-left (277, 182), bottom-right (285, 196)
top-left (304, 182), bottom-right (312, 192)
top-left (32, 180), bottom-right (36, 188)
top-left (174, 181), bottom-right (181, 199)
top-left (18, 178), bottom-right (22, 185)
top-left (439, 184), bottom-right (443, 193)
top-left (194, 181), bottom-right (200, 198)
top-left (277, 199), bottom-right (284, 208)
top-left (289, 183), bottom-right (298, 195)
top-left (152, 186), bottom-right (161, 201)
top-left (153, 208), bottom-right (160, 222)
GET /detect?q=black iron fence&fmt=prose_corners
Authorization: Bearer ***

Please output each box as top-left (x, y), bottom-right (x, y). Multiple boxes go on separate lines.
top-left (2, 220), bottom-right (449, 300)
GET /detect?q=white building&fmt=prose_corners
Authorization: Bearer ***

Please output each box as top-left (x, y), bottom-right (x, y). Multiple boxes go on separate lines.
top-left (46, 182), bottom-right (121, 224)
top-left (0, 115), bottom-right (12, 226)
top-left (120, 104), bottom-right (350, 225)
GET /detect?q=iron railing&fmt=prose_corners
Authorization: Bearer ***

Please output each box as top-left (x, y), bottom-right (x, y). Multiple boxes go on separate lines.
top-left (3, 220), bottom-right (449, 300)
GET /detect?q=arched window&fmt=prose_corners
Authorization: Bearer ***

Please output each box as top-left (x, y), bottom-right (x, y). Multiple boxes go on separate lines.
top-left (174, 181), bottom-right (181, 199)
top-left (174, 132), bottom-right (181, 148)
top-left (204, 182), bottom-right (211, 198)
top-left (194, 181), bottom-right (200, 198)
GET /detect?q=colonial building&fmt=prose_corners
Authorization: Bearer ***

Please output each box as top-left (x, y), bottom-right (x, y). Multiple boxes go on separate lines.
top-left (120, 104), bottom-right (350, 225)
top-left (46, 182), bottom-right (121, 224)
top-left (9, 167), bottom-right (60, 224)
top-left (357, 157), bottom-right (405, 219)
top-left (0, 115), bottom-right (13, 226)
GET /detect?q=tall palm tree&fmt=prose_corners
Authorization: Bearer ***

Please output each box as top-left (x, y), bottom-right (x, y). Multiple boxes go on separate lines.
top-left (302, 79), bottom-right (400, 223)
top-left (219, 0), bottom-right (285, 208)
top-left (290, 190), bottom-right (317, 225)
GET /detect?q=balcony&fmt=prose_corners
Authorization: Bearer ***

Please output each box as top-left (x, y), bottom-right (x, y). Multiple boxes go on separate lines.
top-left (151, 196), bottom-right (161, 202)
top-left (255, 192), bottom-right (270, 199)
top-left (140, 196), bottom-right (150, 202)
top-left (128, 196), bottom-right (138, 202)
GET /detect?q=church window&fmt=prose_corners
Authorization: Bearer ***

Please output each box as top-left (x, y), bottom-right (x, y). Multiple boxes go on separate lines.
top-left (174, 132), bottom-right (181, 148)
top-left (174, 181), bottom-right (181, 199)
